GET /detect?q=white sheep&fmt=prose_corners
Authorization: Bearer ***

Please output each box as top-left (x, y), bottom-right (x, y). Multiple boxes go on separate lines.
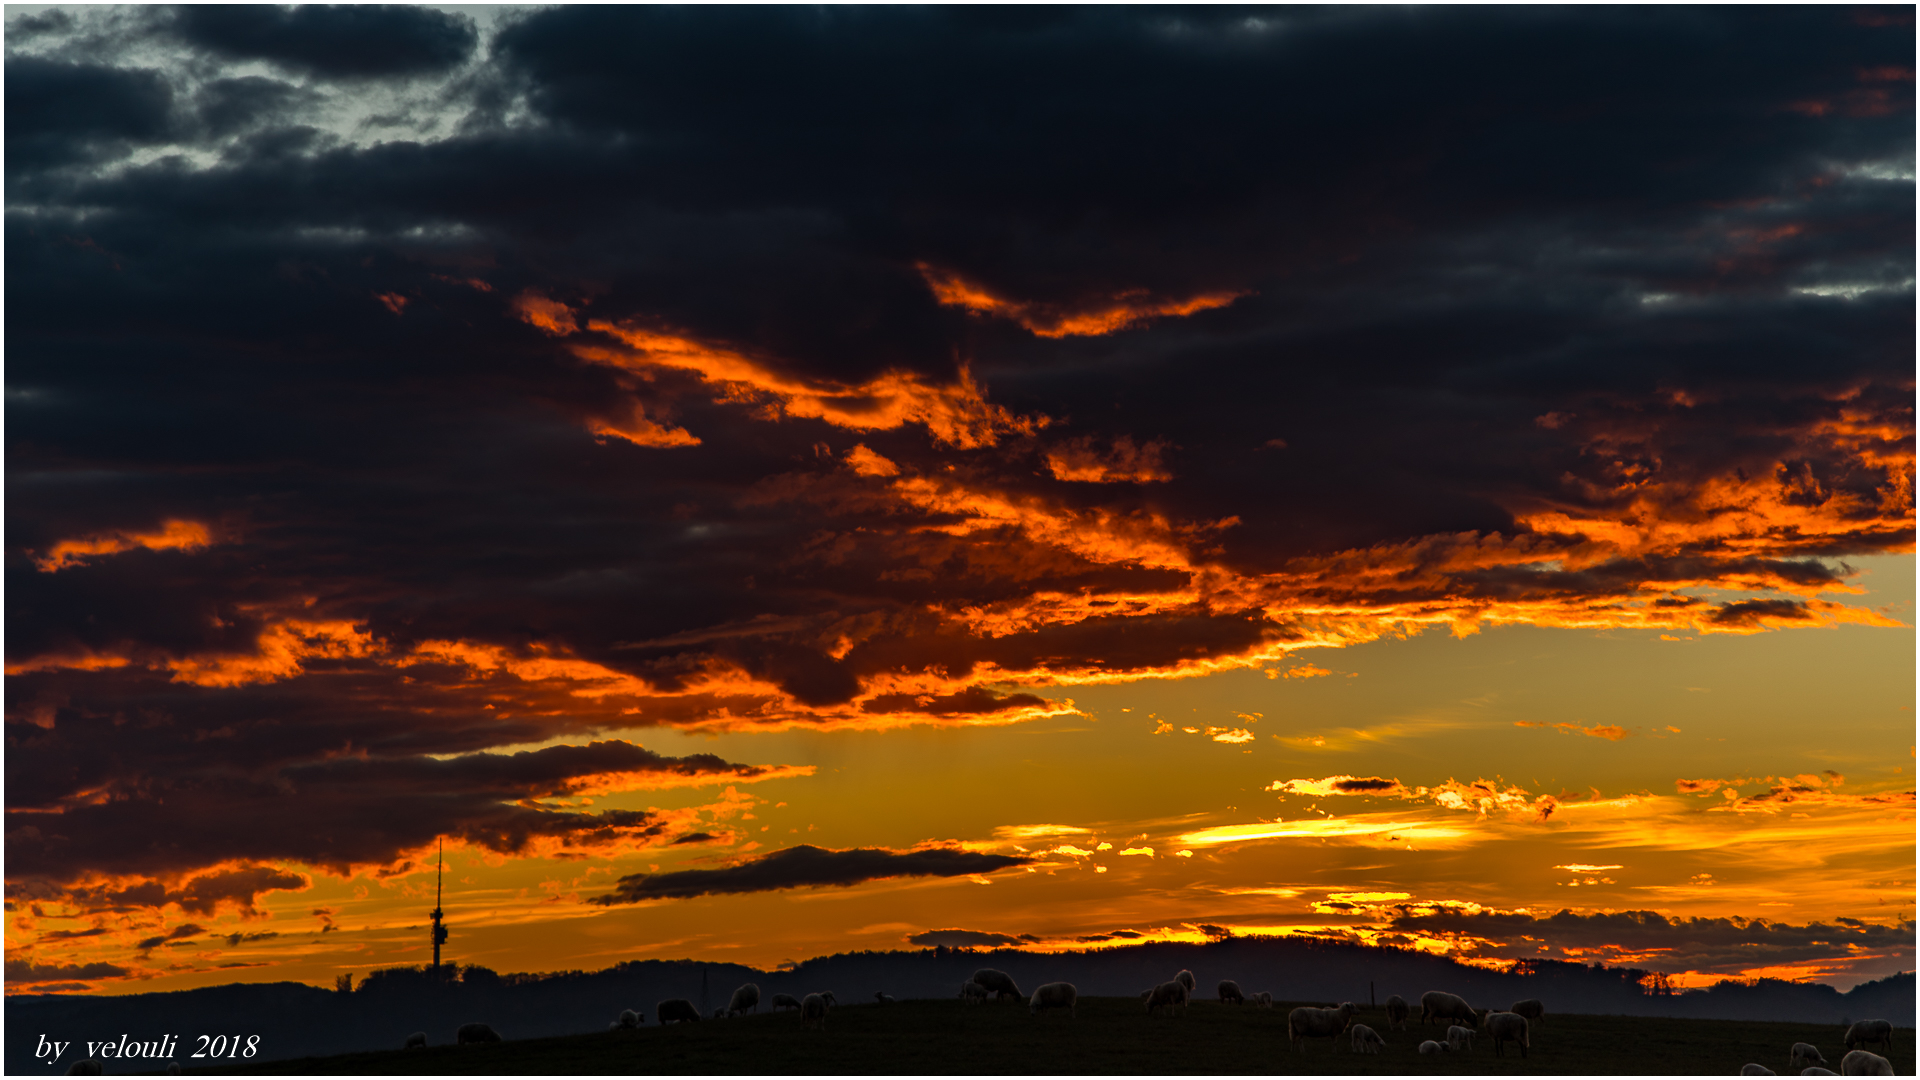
top-left (1510, 998), bottom-right (1545, 1026)
top-left (1174, 968), bottom-right (1197, 994)
top-left (1349, 1023), bottom-right (1386, 1053)
top-left (1741, 1066), bottom-right (1778, 1075)
top-left (1217, 979), bottom-right (1245, 1005)
top-left (772, 993), bottom-right (803, 1012)
top-left (800, 992), bottom-right (829, 1031)
top-left (1791, 1043), bottom-right (1828, 1070)
top-left (960, 981), bottom-right (988, 1004)
top-left (1418, 1040), bottom-right (1450, 1055)
top-left (1840, 1050), bottom-right (1893, 1076)
top-left (1384, 993), bottom-right (1410, 1031)
top-left (656, 998), bottom-right (702, 1025)
top-left (1145, 979), bottom-right (1189, 1017)
top-left (1420, 990), bottom-right (1477, 1028)
top-left (1254, 991), bottom-right (1273, 1008)
top-left (620, 1009), bottom-right (644, 1029)
top-left (970, 968), bottom-right (1022, 1003)
top-left (1447, 1024), bottom-right (1477, 1052)
top-left (874, 992), bottom-right (895, 1004)
top-left (1483, 1011), bottom-right (1530, 1058)
top-left (1844, 1021), bottom-right (1893, 1055)
top-left (405, 1030), bottom-right (428, 1049)
top-left (729, 983), bottom-right (761, 1016)
top-left (1287, 1002), bottom-right (1357, 1052)
top-left (1030, 981), bottom-right (1078, 1017)
top-left (456, 1022), bottom-right (502, 1045)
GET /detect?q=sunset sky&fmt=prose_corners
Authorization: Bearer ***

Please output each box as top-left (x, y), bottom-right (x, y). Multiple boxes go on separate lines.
top-left (6, 6), bottom-right (1914, 998)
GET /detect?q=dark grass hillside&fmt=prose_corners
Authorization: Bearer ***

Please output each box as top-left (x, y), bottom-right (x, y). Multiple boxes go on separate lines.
top-left (190, 999), bottom-right (1914, 1076)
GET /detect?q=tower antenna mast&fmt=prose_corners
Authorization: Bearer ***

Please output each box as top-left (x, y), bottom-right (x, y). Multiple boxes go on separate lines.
top-left (430, 837), bottom-right (449, 977)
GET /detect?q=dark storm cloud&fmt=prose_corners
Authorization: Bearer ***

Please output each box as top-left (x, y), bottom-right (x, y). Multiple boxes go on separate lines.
top-left (1390, 908), bottom-right (1917, 976)
top-left (167, 5), bottom-right (478, 79)
top-left (591, 845), bottom-right (1033, 904)
top-left (4, 958), bottom-right (131, 984)
top-left (907, 928), bottom-right (1026, 948)
top-left (5, 8), bottom-right (1912, 907)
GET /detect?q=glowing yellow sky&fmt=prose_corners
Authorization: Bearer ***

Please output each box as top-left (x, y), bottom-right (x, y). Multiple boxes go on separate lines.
top-left (15, 557), bottom-right (1907, 995)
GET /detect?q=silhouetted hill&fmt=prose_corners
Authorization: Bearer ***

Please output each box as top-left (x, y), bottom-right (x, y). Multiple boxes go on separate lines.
top-left (8, 937), bottom-right (1911, 1073)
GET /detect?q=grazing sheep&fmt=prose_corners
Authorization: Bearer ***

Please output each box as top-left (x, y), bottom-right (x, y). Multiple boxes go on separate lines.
top-left (1254, 991), bottom-right (1273, 1008)
top-left (821, 991), bottom-right (838, 1008)
top-left (1145, 979), bottom-right (1190, 1017)
top-left (1840, 1050), bottom-right (1893, 1076)
top-left (1420, 990), bottom-right (1478, 1028)
top-left (1418, 1040), bottom-right (1450, 1055)
top-left (1350, 1023), bottom-right (1386, 1054)
top-left (405, 1031), bottom-right (428, 1049)
top-left (64, 1063), bottom-right (103, 1076)
top-left (712, 1006), bottom-right (729, 1019)
top-left (875, 992), bottom-right (896, 1004)
top-left (800, 992), bottom-right (829, 1030)
top-left (1844, 1021), bottom-right (1894, 1055)
top-left (971, 968), bottom-right (1022, 1003)
top-left (1804, 1070), bottom-right (1839, 1076)
top-left (960, 981), bottom-right (988, 1005)
top-left (1218, 979), bottom-right (1245, 1005)
top-left (1384, 993), bottom-right (1410, 1031)
top-left (729, 983), bottom-right (761, 1016)
top-left (1174, 969), bottom-right (1197, 994)
top-left (456, 1023), bottom-right (502, 1045)
top-left (1741, 1066), bottom-right (1778, 1076)
top-left (1030, 981), bottom-right (1079, 1017)
top-left (656, 998), bottom-right (702, 1025)
top-left (1510, 998), bottom-right (1545, 1026)
top-left (1447, 1024), bottom-right (1477, 1052)
top-left (1287, 1002), bottom-right (1358, 1052)
top-left (1483, 1011), bottom-right (1530, 1058)
top-left (772, 993), bottom-right (803, 1012)
top-left (1792, 1044), bottom-right (1828, 1070)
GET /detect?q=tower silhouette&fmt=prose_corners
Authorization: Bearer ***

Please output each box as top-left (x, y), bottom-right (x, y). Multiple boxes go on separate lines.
top-left (429, 837), bottom-right (449, 977)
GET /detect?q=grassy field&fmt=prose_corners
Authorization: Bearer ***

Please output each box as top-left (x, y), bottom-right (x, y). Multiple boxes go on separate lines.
top-left (191, 998), bottom-right (1913, 1075)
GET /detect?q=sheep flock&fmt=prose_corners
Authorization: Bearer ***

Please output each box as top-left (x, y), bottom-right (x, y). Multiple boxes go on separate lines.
top-left (379, 972), bottom-right (1904, 1074)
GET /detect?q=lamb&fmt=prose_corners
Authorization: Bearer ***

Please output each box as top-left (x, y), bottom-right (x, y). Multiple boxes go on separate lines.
top-left (1218, 979), bottom-right (1245, 1005)
top-left (729, 983), bottom-right (761, 1016)
top-left (1349, 1023), bottom-right (1386, 1053)
top-left (1420, 990), bottom-right (1478, 1028)
top-left (1030, 981), bottom-right (1078, 1017)
top-left (875, 992), bottom-right (896, 1004)
top-left (1510, 998), bottom-right (1545, 1026)
top-left (772, 993), bottom-right (803, 1012)
top-left (1791, 1044), bottom-right (1828, 1070)
top-left (1253, 991), bottom-right (1273, 1008)
top-left (971, 968), bottom-right (1022, 1003)
top-left (456, 1022), bottom-right (502, 1045)
top-left (405, 1031), bottom-right (428, 1049)
top-left (1287, 1002), bottom-right (1358, 1052)
top-left (656, 998), bottom-right (702, 1025)
top-left (616, 1009), bottom-right (643, 1029)
top-left (1145, 979), bottom-right (1190, 1017)
top-left (800, 992), bottom-right (829, 1030)
top-left (1418, 1040), bottom-right (1450, 1055)
top-left (960, 981), bottom-right (988, 1005)
top-left (1804, 1070), bottom-right (1839, 1076)
top-left (1844, 1021), bottom-right (1893, 1055)
top-left (1174, 968), bottom-right (1197, 994)
top-left (1483, 1010), bottom-right (1530, 1058)
top-left (711, 1006), bottom-right (728, 1019)
top-left (1840, 1050), bottom-right (1893, 1076)
top-left (1447, 1024), bottom-right (1477, 1052)
top-left (1384, 993), bottom-right (1410, 1031)
top-left (1740, 1066), bottom-right (1778, 1076)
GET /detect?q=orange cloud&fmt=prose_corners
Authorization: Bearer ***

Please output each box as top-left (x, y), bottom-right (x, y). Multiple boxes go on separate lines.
top-left (588, 403), bottom-right (701, 448)
top-left (513, 290), bottom-right (579, 335)
top-left (35, 519), bottom-right (212, 572)
top-left (1043, 436), bottom-right (1174, 483)
top-left (575, 322), bottom-right (1043, 449)
top-left (1516, 721), bottom-right (1633, 741)
top-left (918, 263), bottom-right (1247, 338)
